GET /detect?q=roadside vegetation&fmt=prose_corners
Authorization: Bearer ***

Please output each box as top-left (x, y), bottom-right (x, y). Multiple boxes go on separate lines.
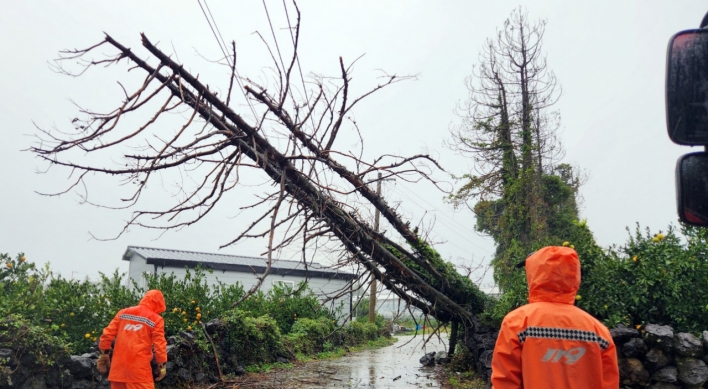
top-left (434, 346), bottom-right (487, 389)
top-left (442, 372), bottom-right (487, 389)
top-left (437, 6), bottom-right (708, 385)
top-left (0, 255), bottom-right (393, 371)
top-left (484, 224), bottom-right (708, 333)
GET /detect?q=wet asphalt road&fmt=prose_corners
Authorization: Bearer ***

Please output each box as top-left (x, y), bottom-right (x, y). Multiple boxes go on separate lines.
top-left (289, 334), bottom-right (447, 388)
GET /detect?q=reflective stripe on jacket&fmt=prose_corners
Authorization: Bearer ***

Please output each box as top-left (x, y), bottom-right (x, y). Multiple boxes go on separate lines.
top-left (491, 246), bottom-right (619, 389)
top-left (99, 290), bottom-right (167, 383)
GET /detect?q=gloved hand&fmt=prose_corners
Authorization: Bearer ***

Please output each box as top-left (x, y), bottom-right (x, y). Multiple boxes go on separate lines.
top-left (96, 350), bottom-right (111, 374)
top-left (156, 362), bottom-right (167, 382)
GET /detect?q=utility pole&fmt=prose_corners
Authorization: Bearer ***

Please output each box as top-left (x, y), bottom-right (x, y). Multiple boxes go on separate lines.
top-left (370, 172), bottom-right (382, 324)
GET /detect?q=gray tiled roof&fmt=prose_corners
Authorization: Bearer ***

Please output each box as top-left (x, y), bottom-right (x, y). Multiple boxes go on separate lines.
top-left (123, 246), bottom-right (350, 277)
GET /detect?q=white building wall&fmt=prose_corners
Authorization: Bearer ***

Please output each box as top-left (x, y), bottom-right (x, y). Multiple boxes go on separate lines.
top-left (127, 255), bottom-right (351, 318)
top-left (352, 288), bottom-right (424, 321)
top-left (128, 253), bottom-right (154, 289)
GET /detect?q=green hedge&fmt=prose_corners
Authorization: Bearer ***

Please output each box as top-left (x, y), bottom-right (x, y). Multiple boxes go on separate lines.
top-left (579, 225), bottom-right (708, 332)
top-left (487, 224), bottom-right (708, 333)
top-left (218, 310), bottom-right (284, 366)
top-left (285, 317), bottom-right (337, 354)
top-left (0, 254), bottom-right (339, 354)
top-left (344, 321), bottom-right (380, 346)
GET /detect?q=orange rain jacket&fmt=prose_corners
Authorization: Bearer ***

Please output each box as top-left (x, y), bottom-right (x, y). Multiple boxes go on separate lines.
top-left (99, 290), bottom-right (168, 383)
top-left (490, 246), bottom-right (619, 389)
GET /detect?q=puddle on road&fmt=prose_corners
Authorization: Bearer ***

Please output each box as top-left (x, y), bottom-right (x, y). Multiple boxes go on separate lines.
top-left (285, 334), bottom-right (447, 388)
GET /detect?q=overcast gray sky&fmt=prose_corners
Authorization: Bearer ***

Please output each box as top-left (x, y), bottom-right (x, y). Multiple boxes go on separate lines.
top-left (0, 1), bottom-right (704, 287)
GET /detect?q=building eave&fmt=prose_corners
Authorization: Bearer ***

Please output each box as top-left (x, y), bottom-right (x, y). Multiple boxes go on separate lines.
top-left (146, 257), bottom-right (356, 281)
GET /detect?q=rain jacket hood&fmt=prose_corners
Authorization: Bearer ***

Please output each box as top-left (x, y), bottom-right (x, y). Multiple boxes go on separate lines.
top-left (139, 289), bottom-right (166, 314)
top-left (526, 246), bottom-right (580, 305)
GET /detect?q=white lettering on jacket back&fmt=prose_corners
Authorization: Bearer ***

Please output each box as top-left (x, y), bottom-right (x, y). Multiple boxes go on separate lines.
top-left (541, 347), bottom-right (586, 364)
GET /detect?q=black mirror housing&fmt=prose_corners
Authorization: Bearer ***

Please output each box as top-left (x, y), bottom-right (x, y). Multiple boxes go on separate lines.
top-left (666, 29), bottom-right (708, 145)
top-left (676, 152), bottom-right (708, 226)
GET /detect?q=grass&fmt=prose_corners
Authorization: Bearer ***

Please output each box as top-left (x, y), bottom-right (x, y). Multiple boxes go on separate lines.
top-left (447, 372), bottom-right (487, 389)
top-left (245, 361), bottom-right (293, 373)
top-left (353, 337), bottom-right (397, 350)
top-left (431, 345), bottom-right (488, 389)
top-left (297, 336), bottom-right (397, 362)
top-left (432, 369), bottom-right (487, 389)
top-left (244, 336), bottom-right (397, 372)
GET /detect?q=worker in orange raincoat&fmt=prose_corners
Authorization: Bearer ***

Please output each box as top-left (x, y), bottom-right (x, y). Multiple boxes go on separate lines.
top-left (491, 246), bottom-right (619, 388)
top-left (97, 289), bottom-right (168, 389)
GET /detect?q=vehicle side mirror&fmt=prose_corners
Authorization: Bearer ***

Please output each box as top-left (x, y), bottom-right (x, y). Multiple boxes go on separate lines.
top-left (676, 152), bottom-right (708, 226)
top-left (666, 29), bottom-right (708, 145)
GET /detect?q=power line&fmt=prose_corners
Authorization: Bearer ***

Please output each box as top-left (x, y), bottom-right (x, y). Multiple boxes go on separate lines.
top-left (374, 180), bottom-right (491, 258)
top-left (261, 0), bottom-right (287, 84)
top-left (203, 0), bottom-right (229, 59)
top-left (281, 0), bottom-right (318, 132)
top-left (197, 0), bottom-right (259, 122)
top-left (396, 188), bottom-right (493, 256)
top-left (395, 183), bottom-right (481, 237)
top-left (390, 185), bottom-right (480, 240)
top-left (194, 1), bottom-right (492, 264)
top-left (388, 185), bottom-right (494, 256)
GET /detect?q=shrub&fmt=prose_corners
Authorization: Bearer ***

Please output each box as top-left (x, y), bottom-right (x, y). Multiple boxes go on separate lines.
top-left (0, 254), bottom-right (141, 353)
top-left (218, 310), bottom-right (284, 367)
top-left (355, 312), bottom-right (386, 328)
top-left (0, 253), bottom-right (50, 324)
top-left (344, 321), bottom-right (379, 346)
top-left (139, 267), bottom-right (245, 336)
top-left (449, 344), bottom-right (475, 373)
top-left (354, 297), bottom-right (370, 319)
top-left (579, 224), bottom-right (708, 332)
top-left (488, 223), bottom-right (708, 333)
top-left (0, 315), bottom-right (70, 367)
top-left (256, 283), bottom-right (336, 335)
top-left (0, 255), bottom-right (342, 354)
top-left (285, 316), bottom-right (336, 354)
top-left (480, 270), bottom-right (526, 326)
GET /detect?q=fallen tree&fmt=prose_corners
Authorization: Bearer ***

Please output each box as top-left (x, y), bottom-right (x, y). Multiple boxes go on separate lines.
top-left (32, 5), bottom-right (486, 332)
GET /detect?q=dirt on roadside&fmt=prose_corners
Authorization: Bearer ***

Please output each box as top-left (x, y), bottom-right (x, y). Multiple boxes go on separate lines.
top-left (432, 365), bottom-right (488, 389)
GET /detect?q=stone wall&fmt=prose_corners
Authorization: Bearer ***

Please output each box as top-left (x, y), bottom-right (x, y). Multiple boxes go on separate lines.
top-left (612, 324), bottom-right (708, 388)
top-left (463, 316), bottom-right (497, 383)
top-left (0, 320), bottom-right (248, 389)
top-left (460, 322), bottom-right (708, 388)
top-left (1, 316), bottom-right (385, 389)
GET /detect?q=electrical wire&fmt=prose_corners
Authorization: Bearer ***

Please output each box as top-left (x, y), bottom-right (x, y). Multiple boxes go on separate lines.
top-left (388, 185), bottom-right (495, 257)
top-left (195, 0), bottom-right (492, 265)
top-left (262, 0), bottom-right (288, 84)
top-left (390, 185), bottom-right (485, 242)
top-left (395, 183), bottom-right (481, 237)
top-left (281, 0), bottom-right (318, 132)
top-left (197, 0), bottom-right (259, 122)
